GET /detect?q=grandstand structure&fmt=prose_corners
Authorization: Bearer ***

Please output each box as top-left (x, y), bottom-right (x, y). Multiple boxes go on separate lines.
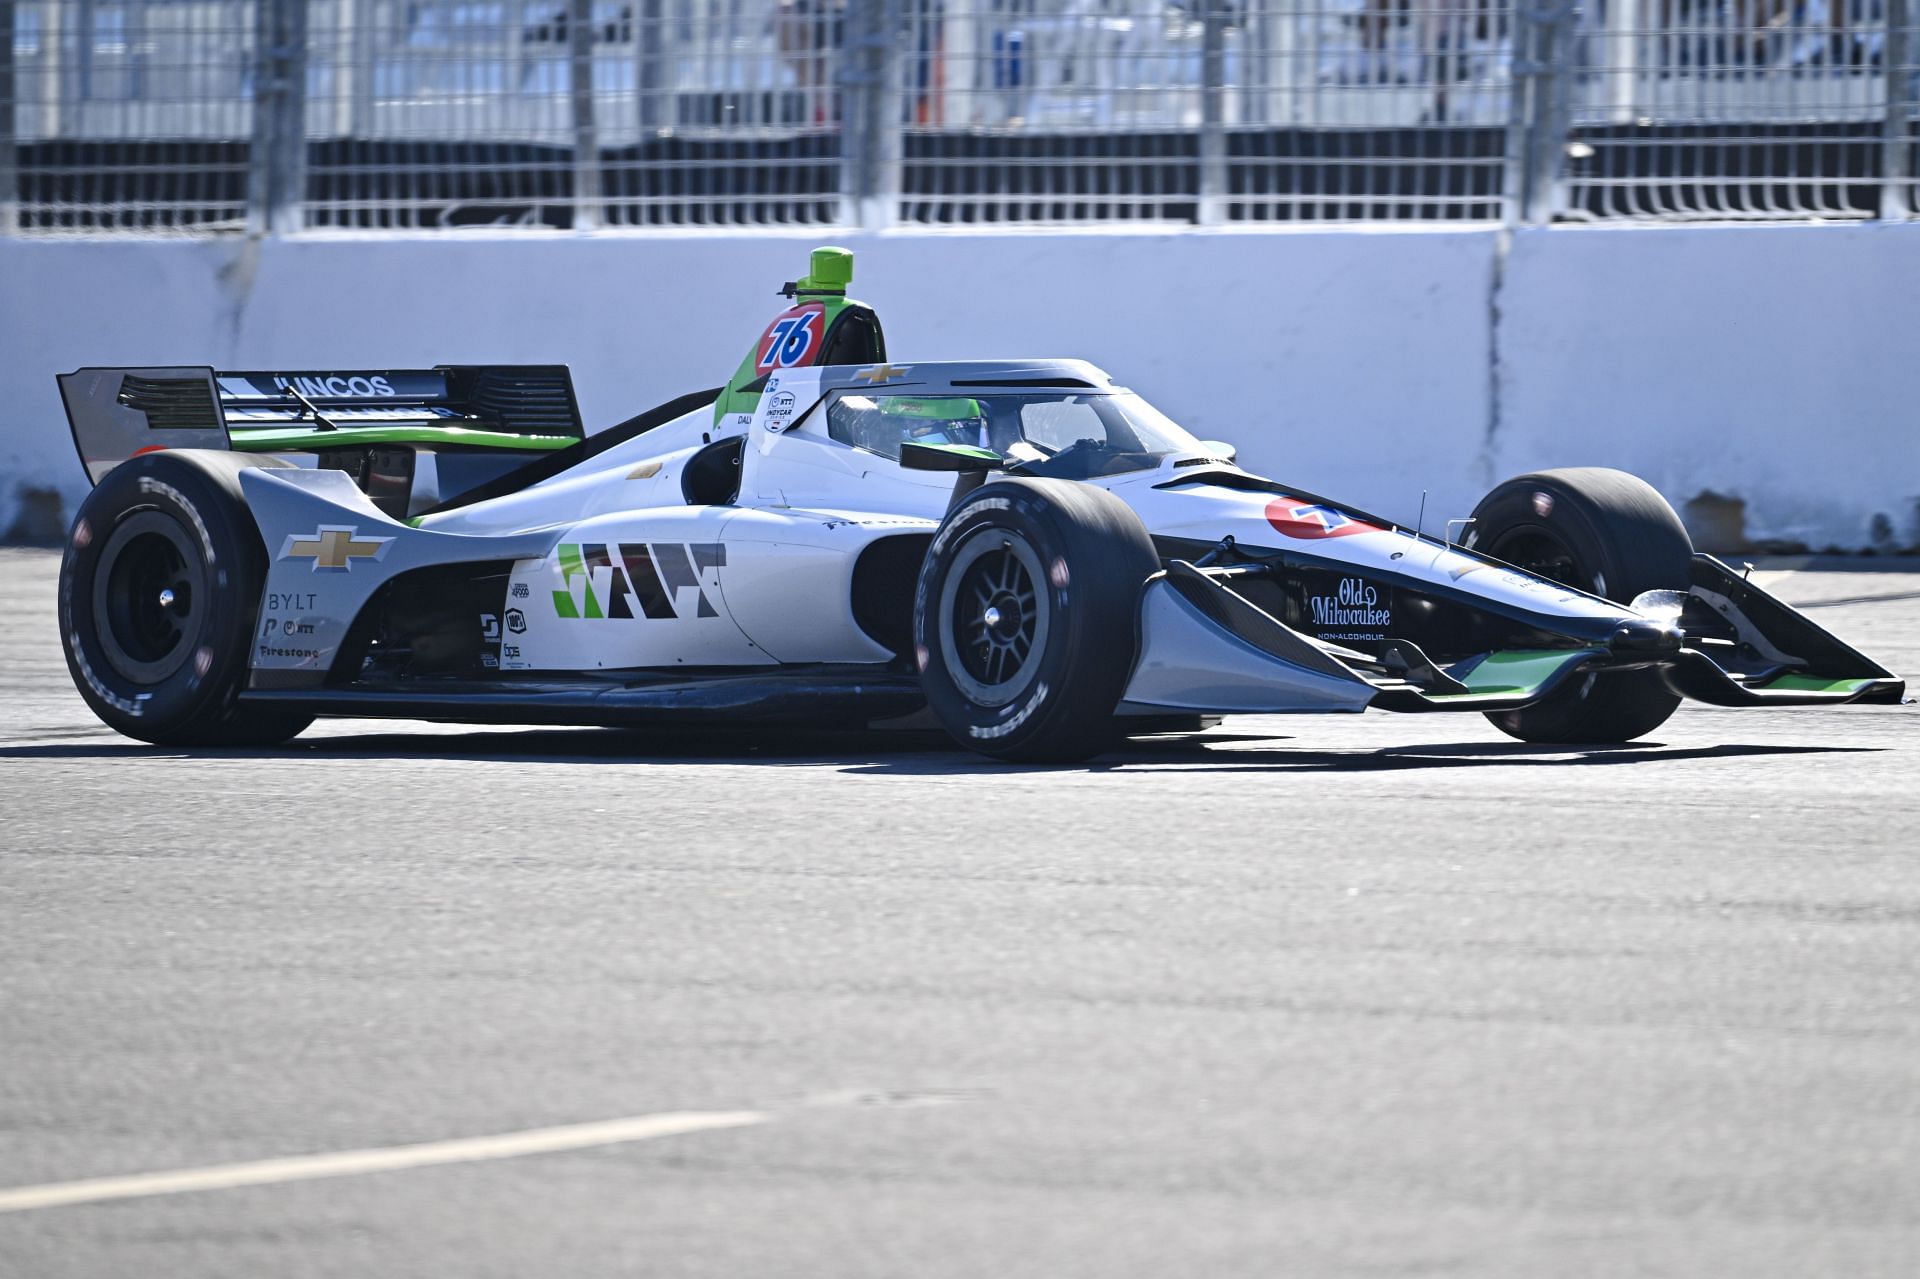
top-left (0, 0), bottom-right (1913, 232)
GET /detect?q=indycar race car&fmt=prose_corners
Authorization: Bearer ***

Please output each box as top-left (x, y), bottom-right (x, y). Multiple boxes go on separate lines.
top-left (55, 248), bottom-right (1903, 761)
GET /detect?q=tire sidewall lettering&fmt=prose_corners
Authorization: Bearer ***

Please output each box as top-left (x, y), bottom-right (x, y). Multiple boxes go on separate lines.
top-left (60, 455), bottom-right (259, 736)
top-left (915, 486), bottom-right (1079, 751)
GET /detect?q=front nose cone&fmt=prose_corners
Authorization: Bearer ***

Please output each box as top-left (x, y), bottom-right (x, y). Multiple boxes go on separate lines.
top-left (1609, 617), bottom-right (1684, 653)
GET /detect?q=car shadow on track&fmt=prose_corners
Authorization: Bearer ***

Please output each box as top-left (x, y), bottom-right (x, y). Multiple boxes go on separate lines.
top-left (0, 727), bottom-right (1881, 774)
top-left (846, 739), bottom-right (1881, 775)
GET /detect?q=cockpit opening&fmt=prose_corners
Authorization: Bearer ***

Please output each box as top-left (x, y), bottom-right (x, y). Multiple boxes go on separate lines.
top-left (825, 389), bottom-right (1208, 480)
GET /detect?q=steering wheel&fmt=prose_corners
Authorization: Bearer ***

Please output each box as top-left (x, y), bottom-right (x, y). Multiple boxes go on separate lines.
top-left (1005, 436), bottom-right (1108, 476)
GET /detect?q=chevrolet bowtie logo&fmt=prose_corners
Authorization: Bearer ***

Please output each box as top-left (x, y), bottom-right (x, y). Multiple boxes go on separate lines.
top-left (280, 526), bottom-right (393, 571)
top-left (853, 363), bottom-right (910, 384)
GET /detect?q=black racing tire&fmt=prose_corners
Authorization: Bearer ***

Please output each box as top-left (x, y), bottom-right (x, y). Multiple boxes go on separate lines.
top-left (913, 478), bottom-right (1159, 763)
top-left (59, 450), bottom-right (313, 747)
top-left (1464, 467), bottom-right (1692, 744)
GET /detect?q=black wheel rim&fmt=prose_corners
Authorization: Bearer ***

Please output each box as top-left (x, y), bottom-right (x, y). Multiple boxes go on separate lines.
top-left (92, 510), bottom-right (208, 684)
top-left (1487, 525), bottom-right (1600, 596)
top-left (937, 528), bottom-right (1051, 708)
top-left (1488, 523), bottom-right (1607, 712)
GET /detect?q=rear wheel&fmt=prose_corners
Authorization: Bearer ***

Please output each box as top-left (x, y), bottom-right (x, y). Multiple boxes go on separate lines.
top-left (1464, 467), bottom-right (1692, 744)
top-left (914, 478), bottom-right (1158, 762)
top-left (60, 451), bottom-right (312, 746)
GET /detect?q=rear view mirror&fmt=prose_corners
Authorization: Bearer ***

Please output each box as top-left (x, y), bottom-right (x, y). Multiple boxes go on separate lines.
top-left (899, 441), bottom-right (1005, 473)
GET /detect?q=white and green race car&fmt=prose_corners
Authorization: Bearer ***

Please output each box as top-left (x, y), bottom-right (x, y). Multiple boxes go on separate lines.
top-left (55, 248), bottom-right (1903, 761)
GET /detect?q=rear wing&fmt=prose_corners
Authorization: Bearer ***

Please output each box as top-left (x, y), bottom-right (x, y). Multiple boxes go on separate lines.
top-left (58, 365), bottom-right (584, 485)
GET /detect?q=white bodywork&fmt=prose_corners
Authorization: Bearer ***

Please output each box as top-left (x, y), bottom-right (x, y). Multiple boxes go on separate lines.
top-left (413, 362), bottom-right (1623, 685)
top-left (235, 359), bottom-right (1646, 716)
top-left (420, 366), bottom-right (950, 672)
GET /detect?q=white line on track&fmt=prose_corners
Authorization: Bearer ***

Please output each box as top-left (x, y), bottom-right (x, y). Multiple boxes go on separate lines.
top-left (0, 1109), bottom-right (770, 1214)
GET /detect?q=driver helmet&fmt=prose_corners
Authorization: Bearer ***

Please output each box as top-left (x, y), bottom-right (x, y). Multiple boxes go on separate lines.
top-left (880, 396), bottom-right (989, 452)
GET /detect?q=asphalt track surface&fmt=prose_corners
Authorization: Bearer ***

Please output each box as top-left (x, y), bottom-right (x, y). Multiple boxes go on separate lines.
top-left (2, 546), bottom-right (1918, 1278)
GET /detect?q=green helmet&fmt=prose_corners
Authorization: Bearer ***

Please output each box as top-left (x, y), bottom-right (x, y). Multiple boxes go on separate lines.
top-left (880, 397), bottom-right (984, 422)
top-left (880, 396), bottom-right (986, 448)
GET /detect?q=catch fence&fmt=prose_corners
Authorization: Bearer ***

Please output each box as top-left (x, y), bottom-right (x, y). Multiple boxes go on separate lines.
top-left (0, 0), bottom-right (1915, 233)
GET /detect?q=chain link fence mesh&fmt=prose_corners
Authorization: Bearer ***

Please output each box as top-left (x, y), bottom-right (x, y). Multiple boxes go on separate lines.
top-left (2, 0), bottom-right (1917, 232)
top-left (1564, 0), bottom-right (1893, 219)
top-left (4, 0), bottom-right (257, 232)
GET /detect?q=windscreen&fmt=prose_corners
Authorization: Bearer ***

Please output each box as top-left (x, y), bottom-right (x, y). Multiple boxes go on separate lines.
top-left (826, 390), bottom-right (1209, 479)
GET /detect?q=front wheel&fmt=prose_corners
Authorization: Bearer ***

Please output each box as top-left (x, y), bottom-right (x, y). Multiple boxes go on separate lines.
top-left (1464, 467), bottom-right (1692, 744)
top-left (913, 478), bottom-right (1158, 763)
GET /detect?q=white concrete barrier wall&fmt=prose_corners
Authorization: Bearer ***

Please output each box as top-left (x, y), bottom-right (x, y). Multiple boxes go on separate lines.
top-left (2, 224), bottom-right (1915, 549)
top-left (1497, 223), bottom-right (1920, 552)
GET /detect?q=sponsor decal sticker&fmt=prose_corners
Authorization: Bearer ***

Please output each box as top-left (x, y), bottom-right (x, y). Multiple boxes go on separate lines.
top-left (506, 608), bottom-right (527, 634)
top-left (551, 542), bottom-right (727, 621)
top-left (763, 390), bottom-right (798, 432)
top-left (1265, 497), bottom-right (1381, 541)
top-left (274, 374), bottom-right (396, 399)
top-left (853, 363), bottom-right (911, 385)
top-left (755, 305), bottom-right (825, 374)
top-left (138, 477), bottom-right (216, 562)
top-left (970, 681), bottom-right (1049, 739)
top-left (279, 526), bottom-right (393, 572)
top-left (1308, 576), bottom-right (1392, 639)
top-left (256, 643), bottom-right (322, 662)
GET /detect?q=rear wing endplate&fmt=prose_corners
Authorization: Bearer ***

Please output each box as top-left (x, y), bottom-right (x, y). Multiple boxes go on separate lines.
top-left (58, 366), bottom-right (229, 485)
top-left (58, 364), bottom-right (584, 486)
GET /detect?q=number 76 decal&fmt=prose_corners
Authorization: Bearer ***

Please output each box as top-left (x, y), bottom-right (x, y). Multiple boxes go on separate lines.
top-left (755, 304), bottom-right (825, 374)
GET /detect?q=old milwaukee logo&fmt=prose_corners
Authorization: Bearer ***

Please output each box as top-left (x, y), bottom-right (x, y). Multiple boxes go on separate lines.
top-left (1309, 577), bottom-right (1392, 635)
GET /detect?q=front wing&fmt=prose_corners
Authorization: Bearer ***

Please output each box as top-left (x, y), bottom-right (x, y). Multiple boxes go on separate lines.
top-left (1115, 556), bottom-right (1904, 718)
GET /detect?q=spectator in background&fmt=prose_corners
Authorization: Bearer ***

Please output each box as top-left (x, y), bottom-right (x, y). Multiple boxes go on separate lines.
top-left (1422, 0), bottom-right (1506, 120)
top-left (776, 0), bottom-right (844, 125)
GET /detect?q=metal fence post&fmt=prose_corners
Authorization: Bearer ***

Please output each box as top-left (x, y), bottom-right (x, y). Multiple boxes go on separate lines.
top-left (247, 0), bottom-right (308, 235)
top-left (634, 0), bottom-right (665, 132)
top-left (246, 0), bottom-right (270, 235)
top-left (840, 0), bottom-right (903, 231)
top-left (40, 0), bottom-right (61, 139)
top-left (874, 0), bottom-right (903, 229)
top-left (76, 0), bottom-right (96, 105)
top-left (569, 0), bottom-right (601, 230)
top-left (333, 0), bottom-right (373, 139)
top-left (1885, 0), bottom-right (1914, 220)
top-left (1197, 0), bottom-right (1227, 225)
top-left (838, 0), bottom-right (867, 229)
top-left (1503, 0), bottom-right (1577, 225)
top-left (1603, 0), bottom-right (1638, 125)
top-left (0, 0), bottom-right (17, 236)
top-left (275, 0), bottom-right (308, 233)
